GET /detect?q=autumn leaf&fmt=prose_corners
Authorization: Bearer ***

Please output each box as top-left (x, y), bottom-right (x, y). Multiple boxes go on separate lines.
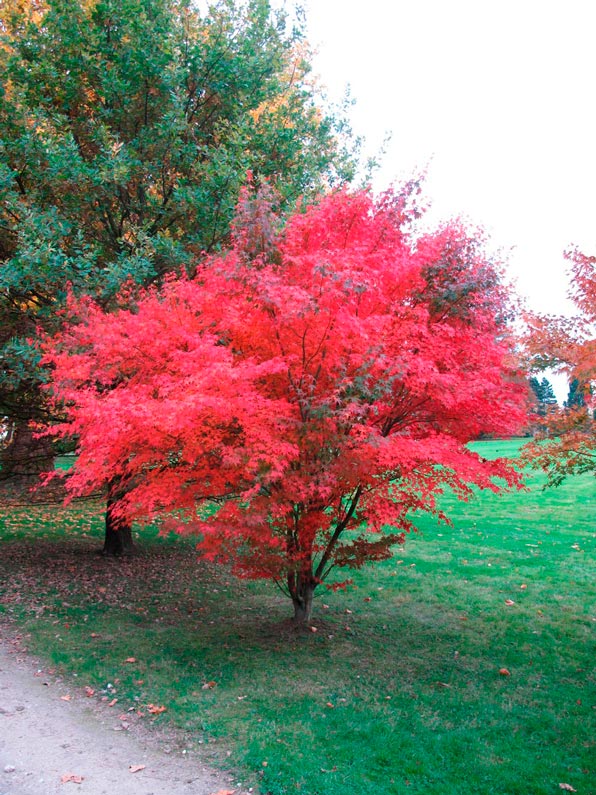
top-left (60, 773), bottom-right (84, 784)
top-left (83, 686), bottom-right (94, 697)
top-left (499, 668), bottom-right (511, 676)
top-left (124, 657), bottom-right (137, 663)
top-left (559, 784), bottom-right (577, 792)
top-left (504, 599), bottom-right (515, 606)
top-left (129, 765), bottom-right (146, 773)
top-left (201, 681), bottom-right (217, 690)
top-left (147, 704), bottom-right (167, 714)
top-left (60, 695), bottom-right (71, 701)
top-left (209, 790), bottom-right (235, 795)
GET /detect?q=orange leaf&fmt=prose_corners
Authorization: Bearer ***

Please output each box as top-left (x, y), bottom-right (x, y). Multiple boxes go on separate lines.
top-left (60, 695), bottom-right (72, 702)
top-left (129, 765), bottom-right (146, 774)
top-left (504, 599), bottom-right (515, 606)
top-left (124, 657), bottom-right (137, 663)
top-left (201, 681), bottom-right (217, 690)
top-left (499, 668), bottom-right (511, 676)
top-left (60, 773), bottom-right (84, 784)
top-left (147, 703), bottom-right (167, 714)
top-left (108, 698), bottom-right (118, 707)
top-left (209, 790), bottom-right (235, 795)
top-left (84, 686), bottom-right (95, 697)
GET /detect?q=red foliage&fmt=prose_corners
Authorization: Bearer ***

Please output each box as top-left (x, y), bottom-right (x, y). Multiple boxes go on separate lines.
top-left (42, 188), bottom-right (527, 619)
top-left (523, 249), bottom-right (595, 484)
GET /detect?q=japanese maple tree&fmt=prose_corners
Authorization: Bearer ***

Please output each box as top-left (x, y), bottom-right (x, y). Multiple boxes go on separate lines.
top-left (523, 248), bottom-right (595, 485)
top-left (43, 187), bottom-right (527, 622)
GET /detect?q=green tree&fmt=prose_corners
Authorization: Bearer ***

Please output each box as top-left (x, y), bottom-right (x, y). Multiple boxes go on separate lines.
top-left (0, 0), bottom-right (357, 490)
top-left (529, 376), bottom-right (557, 417)
top-left (565, 378), bottom-right (585, 409)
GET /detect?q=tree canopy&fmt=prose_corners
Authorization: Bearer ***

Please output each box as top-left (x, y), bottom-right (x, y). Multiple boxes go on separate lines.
top-left (0, 0), bottom-right (357, 478)
top-left (523, 248), bottom-right (595, 484)
top-left (43, 186), bottom-right (528, 621)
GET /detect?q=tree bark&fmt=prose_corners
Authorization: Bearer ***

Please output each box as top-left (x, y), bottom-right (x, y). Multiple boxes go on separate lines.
top-left (102, 479), bottom-right (134, 556)
top-left (290, 579), bottom-right (316, 625)
top-left (0, 420), bottom-right (54, 486)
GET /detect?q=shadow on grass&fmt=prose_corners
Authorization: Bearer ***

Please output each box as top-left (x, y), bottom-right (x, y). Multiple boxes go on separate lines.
top-left (1, 483), bottom-right (595, 795)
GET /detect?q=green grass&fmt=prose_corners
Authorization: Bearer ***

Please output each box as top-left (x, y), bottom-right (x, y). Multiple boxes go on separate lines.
top-left (0, 439), bottom-right (594, 795)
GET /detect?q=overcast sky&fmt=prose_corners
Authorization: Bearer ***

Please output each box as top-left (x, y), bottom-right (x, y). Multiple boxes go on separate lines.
top-left (297, 0), bottom-right (596, 325)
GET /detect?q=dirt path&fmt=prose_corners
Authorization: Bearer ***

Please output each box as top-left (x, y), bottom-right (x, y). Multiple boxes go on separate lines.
top-left (0, 636), bottom-right (249, 795)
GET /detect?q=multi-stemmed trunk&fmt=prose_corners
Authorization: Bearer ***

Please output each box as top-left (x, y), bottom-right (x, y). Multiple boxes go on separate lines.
top-left (289, 575), bottom-right (316, 624)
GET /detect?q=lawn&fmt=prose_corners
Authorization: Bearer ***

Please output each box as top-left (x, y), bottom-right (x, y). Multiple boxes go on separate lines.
top-left (0, 439), bottom-right (594, 795)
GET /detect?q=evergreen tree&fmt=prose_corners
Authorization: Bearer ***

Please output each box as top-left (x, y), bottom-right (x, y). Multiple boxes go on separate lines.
top-left (565, 378), bottom-right (585, 409)
top-left (529, 376), bottom-right (557, 416)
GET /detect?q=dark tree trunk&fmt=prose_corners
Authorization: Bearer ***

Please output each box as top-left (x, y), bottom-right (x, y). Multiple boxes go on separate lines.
top-left (0, 421), bottom-right (54, 488)
top-left (102, 480), bottom-right (134, 556)
top-left (289, 577), bottom-right (316, 625)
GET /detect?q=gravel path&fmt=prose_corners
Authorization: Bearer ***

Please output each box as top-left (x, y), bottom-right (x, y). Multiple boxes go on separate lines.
top-left (0, 636), bottom-right (247, 795)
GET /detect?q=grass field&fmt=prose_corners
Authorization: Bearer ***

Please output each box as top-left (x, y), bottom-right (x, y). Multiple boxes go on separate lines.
top-left (0, 439), bottom-right (594, 795)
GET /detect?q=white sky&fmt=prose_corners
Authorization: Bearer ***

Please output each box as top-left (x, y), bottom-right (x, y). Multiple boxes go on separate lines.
top-left (298, 0), bottom-right (596, 323)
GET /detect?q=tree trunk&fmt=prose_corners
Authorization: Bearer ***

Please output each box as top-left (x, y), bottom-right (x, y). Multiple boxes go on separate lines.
top-left (290, 579), bottom-right (316, 625)
top-left (0, 420), bottom-right (54, 487)
top-left (102, 480), bottom-right (134, 556)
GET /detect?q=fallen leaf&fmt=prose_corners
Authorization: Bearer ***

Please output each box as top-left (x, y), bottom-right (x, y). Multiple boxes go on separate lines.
top-left (209, 790), bottom-right (235, 795)
top-left (129, 765), bottom-right (146, 774)
top-left (309, 626), bottom-right (318, 633)
top-left (499, 668), bottom-right (511, 676)
top-left (520, 584), bottom-right (527, 590)
top-left (504, 599), bottom-right (515, 606)
top-left (60, 695), bottom-right (72, 702)
top-left (147, 703), bottom-right (167, 714)
top-left (559, 785), bottom-right (577, 792)
top-left (108, 698), bottom-right (118, 707)
top-left (124, 657), bottom-right (137, 663)
top-left (326, 702), bottom-right (334, 708)
top-left (201, 681), bottom-right (217, 690)
top-left (60, 773), bottom-right (84, 784)
top-left (83, 686), bottom-right (94, 697)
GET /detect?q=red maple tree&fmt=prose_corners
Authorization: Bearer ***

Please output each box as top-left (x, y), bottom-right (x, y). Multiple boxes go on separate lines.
top-left (43, 187), bottom-right (527, 622)
top-left (523, 248), bottom-right (595, 484)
